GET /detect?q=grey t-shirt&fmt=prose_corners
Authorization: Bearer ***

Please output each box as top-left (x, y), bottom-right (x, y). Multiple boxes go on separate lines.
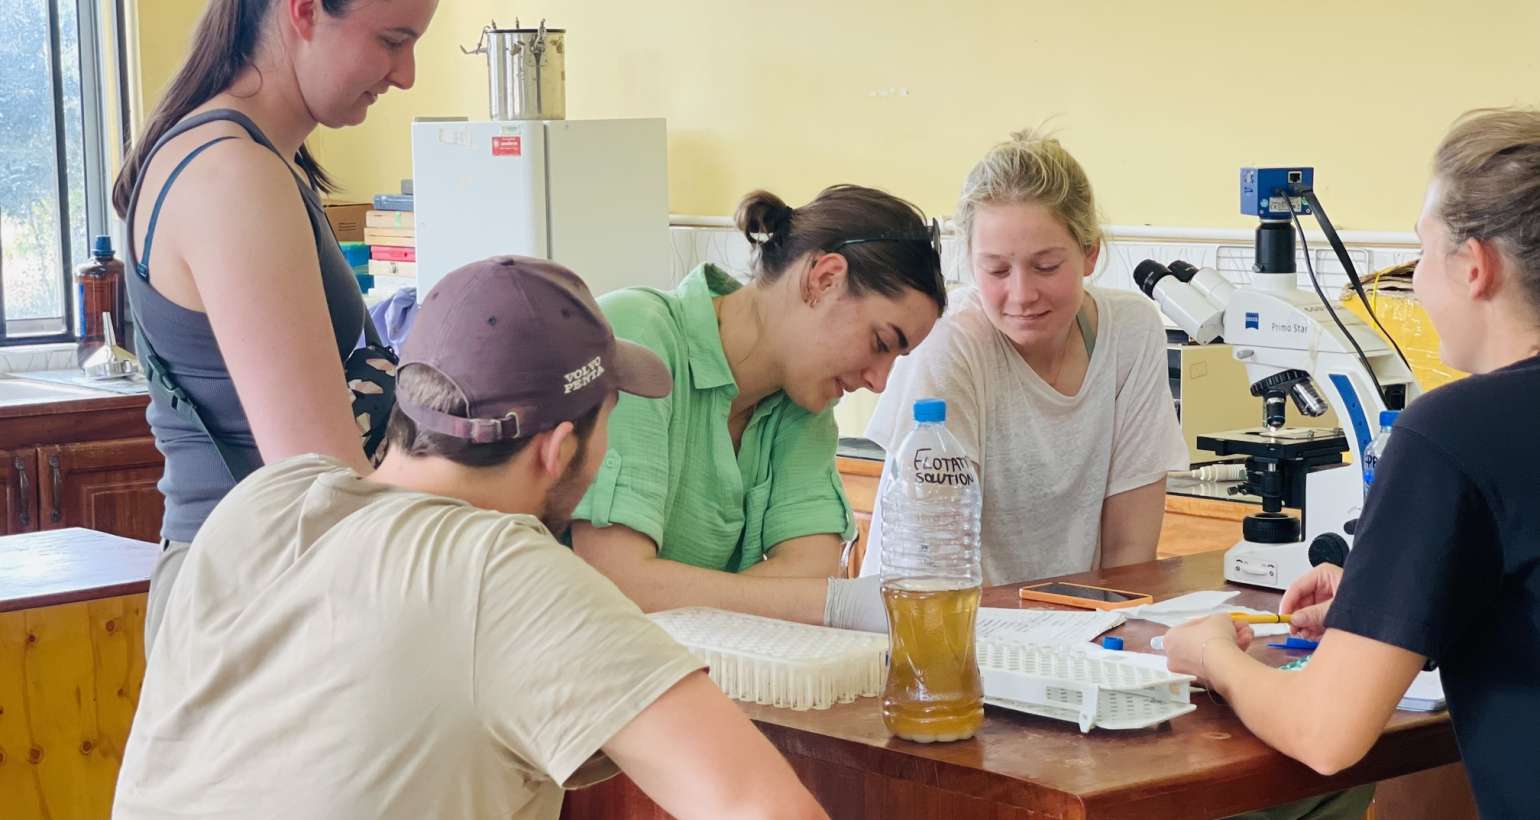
top-left (115, 455), bottom-right (702, 820)
top-left (862, 286), bottom-right (1187, 585)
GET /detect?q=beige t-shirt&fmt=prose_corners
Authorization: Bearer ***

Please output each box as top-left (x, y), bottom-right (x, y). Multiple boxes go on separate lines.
top-left (114, 455), bottom-right (702, 820)
top-left (862, 286), bottom-right (1188, 585)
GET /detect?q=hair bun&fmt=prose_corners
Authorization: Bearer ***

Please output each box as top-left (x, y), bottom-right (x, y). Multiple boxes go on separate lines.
top-left (735, 189), bottom-right (795, 246)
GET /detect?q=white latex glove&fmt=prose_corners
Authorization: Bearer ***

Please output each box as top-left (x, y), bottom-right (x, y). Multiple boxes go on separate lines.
top-left (823, 575), bottom-right (888, 633)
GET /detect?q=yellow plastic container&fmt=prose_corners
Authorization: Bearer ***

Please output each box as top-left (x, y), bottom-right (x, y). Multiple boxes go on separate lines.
top-left (1342, 287), bottom-right (1466, 391)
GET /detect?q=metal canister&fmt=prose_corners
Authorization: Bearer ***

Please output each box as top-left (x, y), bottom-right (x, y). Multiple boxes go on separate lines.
top-left (464, 21), bottom-right (566, 121)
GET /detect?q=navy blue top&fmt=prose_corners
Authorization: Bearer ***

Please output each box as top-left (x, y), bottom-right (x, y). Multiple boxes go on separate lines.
top-left (1326, 353), bottom-right (1540, 818)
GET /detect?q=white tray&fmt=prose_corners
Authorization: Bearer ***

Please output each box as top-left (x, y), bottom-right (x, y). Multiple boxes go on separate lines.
top-left (650, 607), bottom-right (888, 711)
top-left (979, 641), bottom-right (1197, 732)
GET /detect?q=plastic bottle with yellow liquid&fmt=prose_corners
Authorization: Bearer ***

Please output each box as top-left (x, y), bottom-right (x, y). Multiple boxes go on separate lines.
top-left (877, 398), bottom-right (984, 742)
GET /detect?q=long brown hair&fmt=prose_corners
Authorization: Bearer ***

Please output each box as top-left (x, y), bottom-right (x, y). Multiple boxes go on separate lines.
top-left (112, 0), bottom-right (355, 217)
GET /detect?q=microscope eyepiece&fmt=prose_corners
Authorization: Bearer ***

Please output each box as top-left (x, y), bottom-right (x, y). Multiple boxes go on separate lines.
top-left (1133, 259), bottom-right (1171, 297)
top-left (1167, 260), bottom-right (1199, 282)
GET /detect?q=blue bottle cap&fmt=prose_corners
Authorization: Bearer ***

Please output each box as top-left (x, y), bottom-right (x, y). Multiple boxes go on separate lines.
top-left (1101, 636), bottom-right (1125, 651)
top-left (1378, 410), bottom-right (1401, 427)
top-left (913, 398), bottom-right (946, 423)
top-left (91, 234), bottom-right (113, 259)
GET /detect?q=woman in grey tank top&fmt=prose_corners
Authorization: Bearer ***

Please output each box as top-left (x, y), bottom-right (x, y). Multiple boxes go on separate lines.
top-left (112, 0), bottom-right (440, 650)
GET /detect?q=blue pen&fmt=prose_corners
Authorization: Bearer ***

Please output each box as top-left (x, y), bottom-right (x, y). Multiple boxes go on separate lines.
top-left (1267, 636), bottom-right (1319, 651)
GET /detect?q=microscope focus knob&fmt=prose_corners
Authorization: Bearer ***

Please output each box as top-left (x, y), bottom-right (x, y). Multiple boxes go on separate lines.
top-left (1242, 512), bottom-right (1301, 544)
top-left (1308, 532), bottom-right (1350, 568)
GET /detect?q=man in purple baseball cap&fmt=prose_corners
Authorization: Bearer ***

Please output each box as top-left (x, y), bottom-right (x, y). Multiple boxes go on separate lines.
top-left (116, 257), bottom-right (824, 820)
top-left (384, 254), bottom-right (676, 535)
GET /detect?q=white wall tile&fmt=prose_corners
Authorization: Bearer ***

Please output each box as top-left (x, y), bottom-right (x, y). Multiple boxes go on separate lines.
top-left (673, 224), bottom-right (1412, 301)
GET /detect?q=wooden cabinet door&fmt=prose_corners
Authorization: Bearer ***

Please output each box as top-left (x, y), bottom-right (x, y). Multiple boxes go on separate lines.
top-left (1, 448), bottom-right (40, 534)
top-left (36, 438), bottom-right (165, 542)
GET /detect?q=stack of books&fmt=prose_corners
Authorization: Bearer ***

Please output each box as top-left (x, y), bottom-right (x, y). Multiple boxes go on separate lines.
top-left (365, 193), bottom-right (415, 293)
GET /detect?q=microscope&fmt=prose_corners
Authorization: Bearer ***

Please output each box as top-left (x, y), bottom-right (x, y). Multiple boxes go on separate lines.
top-left (1136, 168), bottom-right (1420, 590)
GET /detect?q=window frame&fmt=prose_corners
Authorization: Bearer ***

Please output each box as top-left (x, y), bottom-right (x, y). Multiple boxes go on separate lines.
top-left (0, 0), bottom-right (129, 347)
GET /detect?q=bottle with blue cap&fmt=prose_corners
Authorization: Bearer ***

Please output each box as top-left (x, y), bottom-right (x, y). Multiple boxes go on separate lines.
top-left (878, 398), bottom-right (984, 742)
top-left (1362, 410), bottom-right (1400, 499)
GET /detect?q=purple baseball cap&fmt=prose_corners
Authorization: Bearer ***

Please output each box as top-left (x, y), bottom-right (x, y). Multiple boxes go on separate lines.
top-left (398, 256), bottom-right (671, 443)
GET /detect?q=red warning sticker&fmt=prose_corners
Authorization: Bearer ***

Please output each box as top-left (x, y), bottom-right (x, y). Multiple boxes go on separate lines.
top-left (491, 136), bottom-right (522, 157)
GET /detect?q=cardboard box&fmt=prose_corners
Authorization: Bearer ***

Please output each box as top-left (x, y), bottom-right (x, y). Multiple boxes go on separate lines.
top-left (322, 201), bottom-right (371, 242)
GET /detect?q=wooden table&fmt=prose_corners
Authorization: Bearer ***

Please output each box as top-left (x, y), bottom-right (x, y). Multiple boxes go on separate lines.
top-left (1, 528), bottom-right (158, 820)
top-left (563, 552), bottom-right (1468, 819)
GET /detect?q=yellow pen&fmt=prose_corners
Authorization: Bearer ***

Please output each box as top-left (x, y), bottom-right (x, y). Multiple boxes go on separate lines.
top-left (1231, 612), bottom-right (1291, 624)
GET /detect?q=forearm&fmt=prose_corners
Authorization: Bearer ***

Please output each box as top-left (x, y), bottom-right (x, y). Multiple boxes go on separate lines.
top-left (599, 554), bottom-right (830, 623)
top-left (1099, 534), bottom-right (1158, 568)
top-left (251, 413), bottom-right (372, 472)
top-left (1203, 643), bottom-right (1389, 775)
top-left (1099, 479), bottom-right (1165, 568)
top-left (607, 673), bottom-right (827, 820)
top-left (742, 535), bottom-right (843, 578)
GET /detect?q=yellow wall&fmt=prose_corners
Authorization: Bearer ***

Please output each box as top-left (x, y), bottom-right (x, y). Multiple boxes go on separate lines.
top-left (133, 1), bottom-right (1540, 231)
top-left (126, 1), bottom-right (207, 131)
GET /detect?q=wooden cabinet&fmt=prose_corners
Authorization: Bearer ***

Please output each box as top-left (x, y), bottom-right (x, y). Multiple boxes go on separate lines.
top-left (36, 438), bottom-right (165, 541)
top-left (836, 457), bottom-right (881, 578)
top-left (1, 529), bottom-right (160, 820)
top-left (0, 393), bottom-right (162, 542)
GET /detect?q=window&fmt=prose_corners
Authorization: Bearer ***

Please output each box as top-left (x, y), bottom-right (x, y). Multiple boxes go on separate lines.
top-left (0, 0), bottom-right (123, 345)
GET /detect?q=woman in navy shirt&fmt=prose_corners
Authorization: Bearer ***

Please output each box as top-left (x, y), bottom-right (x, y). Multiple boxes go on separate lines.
top-left (1166, 107), bottom-right (1540, 819)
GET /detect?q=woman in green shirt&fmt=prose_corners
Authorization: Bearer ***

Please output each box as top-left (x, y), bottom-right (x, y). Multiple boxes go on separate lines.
top-left (572, 185), bottom-right (946, 630)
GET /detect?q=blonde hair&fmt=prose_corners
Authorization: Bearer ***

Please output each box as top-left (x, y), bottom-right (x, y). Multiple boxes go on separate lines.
top-left (956, 129), bottom-right (1102, 254)
top-left (1433, 108), bottom-right (1540, 315)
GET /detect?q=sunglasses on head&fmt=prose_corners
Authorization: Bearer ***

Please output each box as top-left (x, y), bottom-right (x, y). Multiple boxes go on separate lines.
top-left (828, 218), bottom-right (943, 262)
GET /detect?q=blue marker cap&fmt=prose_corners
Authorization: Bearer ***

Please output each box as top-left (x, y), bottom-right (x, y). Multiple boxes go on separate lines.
top-left (1267, 636), bottom-right (1320, 651)
top-left (1101, 636), bottom-right (1125, 651)
top-left (913, 398), bottom-right (946, 423)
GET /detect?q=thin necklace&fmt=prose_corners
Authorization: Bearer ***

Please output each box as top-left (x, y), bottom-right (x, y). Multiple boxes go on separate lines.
top-left (1045, 316), bottom-right (1081, 390)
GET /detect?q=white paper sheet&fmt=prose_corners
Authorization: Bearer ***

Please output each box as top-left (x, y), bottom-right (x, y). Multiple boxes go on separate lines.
top-left (975, 608), bottom-right (1125, 647)
top-left (1400, 670), bottom-right (1446, 711)
top-left (1124, 590), bottom-right (1291, 636)
top-left (1135, 590), bottom-right (1239, 613)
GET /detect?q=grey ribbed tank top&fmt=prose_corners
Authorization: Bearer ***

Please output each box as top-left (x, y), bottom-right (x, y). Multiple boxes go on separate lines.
top-left (125, 109), bottom-right (366, 542)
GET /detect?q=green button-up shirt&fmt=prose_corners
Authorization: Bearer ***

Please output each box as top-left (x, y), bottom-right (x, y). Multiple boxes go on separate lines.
top-left (573, 264), bottom-right (855, 572)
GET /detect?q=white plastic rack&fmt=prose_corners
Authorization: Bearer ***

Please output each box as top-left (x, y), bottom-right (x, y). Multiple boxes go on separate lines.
top-left (979, 641), bottom-right (1197, 732)
top-left (650, 607), bottom-right (889, 711)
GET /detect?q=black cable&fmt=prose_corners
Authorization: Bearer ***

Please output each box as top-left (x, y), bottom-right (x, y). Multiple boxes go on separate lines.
top-left (1298, 188), bottom-right (1413, 372)
top-left (1288, 207), bottom-right (1390, 405)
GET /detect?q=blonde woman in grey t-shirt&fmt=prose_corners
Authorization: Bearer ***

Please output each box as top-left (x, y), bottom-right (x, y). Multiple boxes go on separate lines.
top-left (862, 130), bottom-right (1188, 586)
top-left (865, 132), bottom-right (1376, 820)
